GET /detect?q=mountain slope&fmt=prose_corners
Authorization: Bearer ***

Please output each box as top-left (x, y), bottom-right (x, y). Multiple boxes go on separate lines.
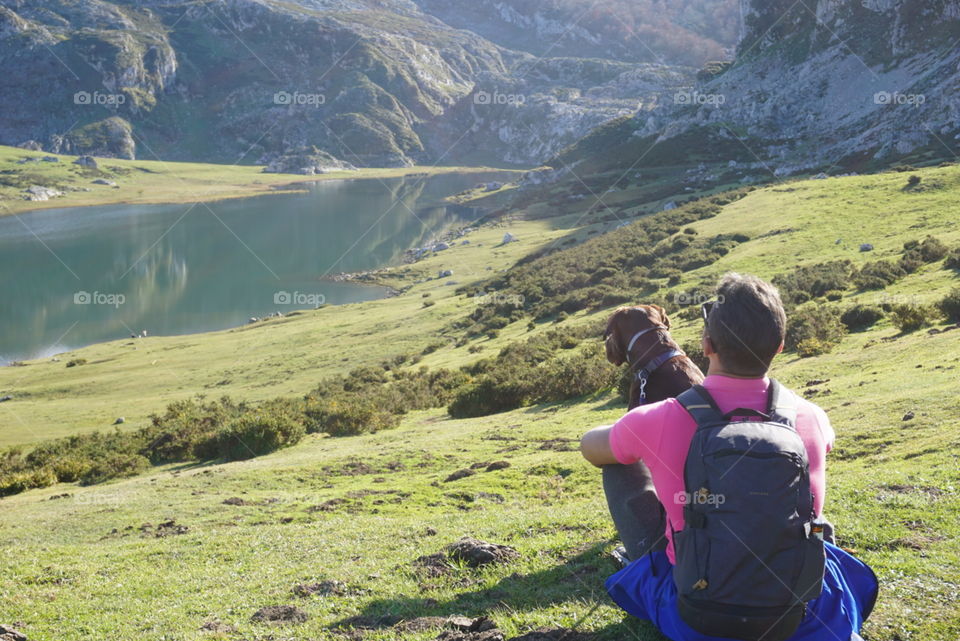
top-left (550, 0), bottom-right (960, 177)
top-left (0, 0), bottom-right (722, 167)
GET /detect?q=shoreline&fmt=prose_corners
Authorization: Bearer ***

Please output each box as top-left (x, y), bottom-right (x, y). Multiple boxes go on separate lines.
top-left (0, 146), bottom-right (525, 218)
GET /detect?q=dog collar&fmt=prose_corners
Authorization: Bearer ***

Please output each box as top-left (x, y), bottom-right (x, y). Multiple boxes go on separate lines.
top-left (635, 348), bottom-right (685, 404)
top-left (625, 325), bottom-right (668, 354)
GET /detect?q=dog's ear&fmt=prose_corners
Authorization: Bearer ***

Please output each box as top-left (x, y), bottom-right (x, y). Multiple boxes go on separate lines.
top-left (650, 304), bottom-right (671, 330)
top-left (604, 309), bottom-right (626, 365)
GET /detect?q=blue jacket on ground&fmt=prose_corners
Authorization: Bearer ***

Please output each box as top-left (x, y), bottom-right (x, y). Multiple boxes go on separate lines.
top-left (605, 542), bottom-right (879, 641)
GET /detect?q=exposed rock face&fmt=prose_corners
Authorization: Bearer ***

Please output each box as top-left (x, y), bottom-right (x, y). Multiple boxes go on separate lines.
top-left (413, 0), bottom-right (740, 65)
top-left (0, 0), bottom-right (707, 167)
top-left (565, 0), bottom-right (960, 173)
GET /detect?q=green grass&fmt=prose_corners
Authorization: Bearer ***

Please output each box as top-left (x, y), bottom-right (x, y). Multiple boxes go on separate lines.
top-left (0, 145), bottom-right (514, 217)
top-left (2, 163), bottom-right (960, 640)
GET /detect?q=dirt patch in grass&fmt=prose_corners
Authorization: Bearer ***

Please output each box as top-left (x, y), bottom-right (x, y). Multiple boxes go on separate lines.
top-left (199, 619), bottom-right (237, 633)
top-left (448, 537), bottom-right (520, 567)
top-left (413, 552), bottom-right (451, 577)
top-left (293, 580), bottom-right (349, 597)
top-left (139, 520), bottom-right (189, 537)
top-left (539, 438), bottom-right (576, 452)
top-left (308, 498), bottom-right (348, 512)
top-left (251, 604), bottom-right (309, 624)
top-left (445, 468), bottom-right (476, 482)
top-left (877, 484), bottom-right (945, 499)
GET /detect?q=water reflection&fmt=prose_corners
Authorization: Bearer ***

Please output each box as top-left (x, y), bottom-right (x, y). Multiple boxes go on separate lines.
top-left (0, 171), bottom-right (508, 363)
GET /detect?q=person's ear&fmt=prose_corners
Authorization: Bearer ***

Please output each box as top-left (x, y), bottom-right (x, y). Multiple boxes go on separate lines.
top-left (650, 304), bottom-right (671, 329)
top-left (776, 340), bottom-right (784, 355)
top-left (702, 332), bottom-right (716, 356)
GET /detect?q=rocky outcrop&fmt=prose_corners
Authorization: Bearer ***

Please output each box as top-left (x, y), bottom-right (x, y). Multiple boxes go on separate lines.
top-left (564, 0), bottom-right (960, 174)
top-left (0, 0), bottom-right (704, 167)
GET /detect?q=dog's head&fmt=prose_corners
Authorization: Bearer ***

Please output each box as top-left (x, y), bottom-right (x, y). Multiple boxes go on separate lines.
top-left (604, 304), bottom-right (672, 366)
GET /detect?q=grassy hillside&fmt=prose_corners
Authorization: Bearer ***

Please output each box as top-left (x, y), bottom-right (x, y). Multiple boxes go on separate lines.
top-left (0, 145), bottom-right (506, 217)
top-left (1, 164), bottom-right (960, 640)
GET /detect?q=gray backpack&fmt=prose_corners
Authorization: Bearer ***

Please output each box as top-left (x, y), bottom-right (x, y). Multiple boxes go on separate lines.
top-left (673, 380), bottom-right (826, 641)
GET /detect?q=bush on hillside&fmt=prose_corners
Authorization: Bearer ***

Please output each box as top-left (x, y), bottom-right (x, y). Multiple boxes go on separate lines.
top-left (774, 261), bottom-right (856, 304)
top-left (79, 453), bottom-right (150, 485)
top-left (681, 340), bottom-right (710, 375)
top-left (889, 304), bottom-right (937, 333)
top-left (840, 304), bottom-right (884, 331)
top-left (944, 248), bottom-right (960, 270)
top-left (854, 260), bottom-right (906, 291)
top-left (904, 236), bottom-right (948, 263)
top-left (449, 342), bottom-right (619, 418)
top-left (453, 190), bottom-right (753, 336)
top-left (937, 288), bottom-right (960, 322)
top-left (785, 305), bottom-right (847, 357)
top-left (305, 394), bottom-right (400, 436)
top-left (215, 412), bottom-right (306, 461)
top-left (141, 397), bottom-right (243, 463)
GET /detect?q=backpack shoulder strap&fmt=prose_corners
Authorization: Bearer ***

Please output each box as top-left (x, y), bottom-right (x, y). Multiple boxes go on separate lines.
top-left (676, 385), bottom-right (725, 429)
top-left (766, 379), bottom-right (798, 428)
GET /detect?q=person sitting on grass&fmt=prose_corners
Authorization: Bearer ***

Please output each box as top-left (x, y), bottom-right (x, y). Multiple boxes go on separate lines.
top-left (580, 273), bottom-right (878, 641)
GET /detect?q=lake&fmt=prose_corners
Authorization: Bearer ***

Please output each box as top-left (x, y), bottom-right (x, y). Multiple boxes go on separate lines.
top-left (0, 171), bottom-right (509, 364)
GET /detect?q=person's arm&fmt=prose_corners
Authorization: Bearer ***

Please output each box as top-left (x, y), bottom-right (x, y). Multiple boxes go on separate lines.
top-left (580, 425), bottom-right (620, 467)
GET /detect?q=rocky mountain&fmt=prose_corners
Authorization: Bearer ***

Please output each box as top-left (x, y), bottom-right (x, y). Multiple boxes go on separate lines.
top-left (0, 0), bottom-right (738, 168)
top-left (412, 0), bottom-right (741, 65)
top-left (552, 0), bottom-right (960, 177)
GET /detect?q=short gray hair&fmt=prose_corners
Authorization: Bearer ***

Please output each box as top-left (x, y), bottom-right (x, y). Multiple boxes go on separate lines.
top-left (706, 273), bottom-right (786, 376)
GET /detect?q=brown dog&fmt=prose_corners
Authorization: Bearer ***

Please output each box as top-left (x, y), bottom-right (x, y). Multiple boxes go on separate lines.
top-left (604, 305), bottom-right (705, 409)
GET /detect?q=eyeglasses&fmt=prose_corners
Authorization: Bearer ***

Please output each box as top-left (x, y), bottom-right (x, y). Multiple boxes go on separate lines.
top-left (701, 300), bottom-right (717, 324)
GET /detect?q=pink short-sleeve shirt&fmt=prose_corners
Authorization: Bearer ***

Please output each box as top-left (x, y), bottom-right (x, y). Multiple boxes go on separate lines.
top-left (609, 375), bottom-right (835, 564)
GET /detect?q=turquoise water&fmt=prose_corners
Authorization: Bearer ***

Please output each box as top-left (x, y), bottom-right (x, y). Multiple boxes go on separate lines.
top-left (0, 171), bottom-right (507, 363)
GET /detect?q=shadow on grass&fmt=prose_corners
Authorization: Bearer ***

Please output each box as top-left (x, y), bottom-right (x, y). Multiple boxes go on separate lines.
top-left (330, 542), bottom-right (667, 640)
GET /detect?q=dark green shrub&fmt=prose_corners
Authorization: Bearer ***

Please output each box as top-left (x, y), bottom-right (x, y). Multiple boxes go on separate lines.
top-left (774, 261), bottom-right (856, 303)
top-left (943, 248), bottom-right (960, 270)
top-left (898, 251), bottom-right (924, 274)
top-left (889, 304), bottom-right (936, 333)
top-left (141, 397), bottom-right (242, 463)
top-left (937, 288), bottom-right (960, 322)
top-left (65, 358), bottom-right (87, 368)
top-left (840, 305), bottom-right (884, 331)
top-left (215, 412), bottom-right (305, 461)
top-left (680, 340), bottom-right (709, 375)
top-left (537, 345), bottom-right (620, 402)
top-left (854, 261), bottom-right (906, 290)
top-left (916, 236), bottom-right (948, 262)
top-left (79, 453), bottom-right (150, 485)
top-left (448, 366), bottom-right (537, 418)
top-left (0, 468), bottom-right (57, 497)
top-left (786, 305), bottom-right (847, 357)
